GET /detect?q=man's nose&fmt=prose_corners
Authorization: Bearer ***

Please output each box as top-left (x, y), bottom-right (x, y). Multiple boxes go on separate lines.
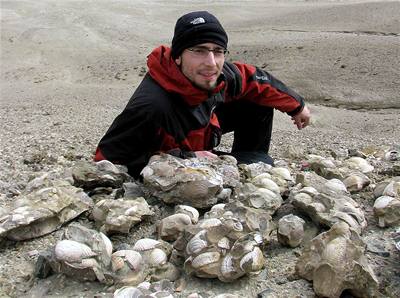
top-left (203, 51), bottom-right (217, 66)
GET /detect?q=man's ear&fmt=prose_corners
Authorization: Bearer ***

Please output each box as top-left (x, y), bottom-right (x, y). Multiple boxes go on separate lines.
top-left (175, 56), bottom-right (181, 66)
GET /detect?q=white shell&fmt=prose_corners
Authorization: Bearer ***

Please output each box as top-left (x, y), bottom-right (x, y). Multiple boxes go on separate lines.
top-left (191, 251), bottom-right (220, 269)
top-left (113, 286), bottom-right (143, 298)
top-left (373, 196), bottom-right (395, 209)
top-left (199, 218), bottom-right (222, 229)
top-left (186, 230), bottom-right (208, 255)
top-left (175, 205), bottom-right (200, 224)
top-left (149, 248), bottom-right (167, 266)
top-left (252, 175), bottom-right (280, 194)
top-left (55, 240), bottom-right (96, 263)
top-left (211, 204), bottom-right (226, 211)
top-left (100, 232), bottom-right (113, 257)
top-left (271, 167), bottom-right (293, 181)
top-left (239, 246), bottom-right (264, 272)
top-left (112, 250), bottom-right (142, 270)
top-left (220, 254), bottom-right (236, 277)
top-left (217, 237), bottom-right (230, 250)
top-left (344, 157), bottom-right (374, 173)
top-left (133, 238), bottom-right (160, 251)
top-left (324, 179), bottom-right (348, 194)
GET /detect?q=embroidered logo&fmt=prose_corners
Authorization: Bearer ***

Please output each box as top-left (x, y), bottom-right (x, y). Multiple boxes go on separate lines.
top-left (190, 17), bottom-right (205, 25)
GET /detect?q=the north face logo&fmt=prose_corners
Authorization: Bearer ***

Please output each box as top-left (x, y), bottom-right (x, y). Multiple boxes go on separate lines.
top-left (190, 17), bottom-right (205, 25)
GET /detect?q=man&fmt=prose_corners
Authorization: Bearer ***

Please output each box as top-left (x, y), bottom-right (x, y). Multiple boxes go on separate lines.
top-left (95, 11), bottom-right (311, 178)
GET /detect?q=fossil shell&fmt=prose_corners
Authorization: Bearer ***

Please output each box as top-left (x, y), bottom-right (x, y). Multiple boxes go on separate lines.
top-left (373, 196), bottom-right (400, 227)
top-left (344, 157), bottom-right (374, 173)
top-left (175, 205), bottom-right (199, 224)
top-left (199, 218), bottom-right (223, 229)
top-left (271, 167), bottom-right (293, 181)
top-left (277, 214), bottom-right (305, 248)
top-left (217, 237), bottom-right (231, 251)
top-left (55, 240), bottom-right (97, 263)
top-left (158, 213), bottom-right (192, 241)
top-left (191, 252), bottom-right (221, 269)
top-left (133, 238), bottom-right (160, 251)
top-left (142, 154), bottom-right (223, 208)
top-left (112, 250), bottom-right (143, 270)
top-left (111, 255), bottom-right (125, 272)
top-left (239, 246), bottom-right (264, 273)
top-left (324, 179), bottom-right (348, 194)
top-left (384, 150), bottom-right (399, 161)
top-left (113, 286), bottom-right (143, 298)
top-left (342, 172), bottom-right (371, 193)
top-left (251, 175), bottom-right (280, 194)
top-left (100, 232), bottom-right (113, 258)
top-left (220, 254), bottom-right (244, 281)
top-left (295, 222), bottom-right (378, 298)
top-left (149, 248), bottom-right (167, 266)
top-left (186, 230), bottom-right (208, 255)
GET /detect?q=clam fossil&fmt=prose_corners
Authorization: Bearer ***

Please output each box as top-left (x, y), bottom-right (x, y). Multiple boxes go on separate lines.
top-left (55, 240), bottom-right (97, 263)
top-left (0, 179), bottom-right (93, 241)
top-left (72, 160), bottom-right (130, 190)
top-left (373, 196), bottom-right (400, 227)
top-left (179, 203), bottom-right (267, 282)
top-left (342, 172), bottom-right (371, 193)
top-left (47, 224), bottom-right (113, 282)
top-left (133, 238), bottom-right (160, 252)
top-left (141, 153), bottom-right (223, 208)
top-left (175, 205), bottom-right (199, 224)
top-left (290, 185), bottom-right (367, 234)
top-left (235, 183), bottom-right (283, 214)
top-left (158, 213), bottom-right (193, 241)
top-left (296, 222), bottom-right (378, 298)
top-left (92, 197), bottom-right (153, 235)
top-left (343, 157), bottom-right (374, 173)
top-left (277, 214), bottom-right (305, 248)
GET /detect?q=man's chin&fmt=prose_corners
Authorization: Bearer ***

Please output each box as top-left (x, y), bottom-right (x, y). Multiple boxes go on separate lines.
top-left (194, 80), bottom-right (217, 91)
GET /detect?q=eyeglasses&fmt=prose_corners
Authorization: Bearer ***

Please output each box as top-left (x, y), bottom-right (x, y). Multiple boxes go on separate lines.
top-left (187, 46), bottom-right (229, 58)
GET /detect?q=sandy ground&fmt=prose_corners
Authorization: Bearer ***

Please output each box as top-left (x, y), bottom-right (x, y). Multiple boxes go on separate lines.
top-left (1, 0), bottom-right (400, 297)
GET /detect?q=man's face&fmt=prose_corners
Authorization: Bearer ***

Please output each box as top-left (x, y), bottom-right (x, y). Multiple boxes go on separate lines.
top-left (175, 42), bottom-right (225, 91)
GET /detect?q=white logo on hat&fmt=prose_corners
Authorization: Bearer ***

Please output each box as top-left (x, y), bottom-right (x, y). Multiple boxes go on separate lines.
top-left (190, 17), bottom-right (205, 25)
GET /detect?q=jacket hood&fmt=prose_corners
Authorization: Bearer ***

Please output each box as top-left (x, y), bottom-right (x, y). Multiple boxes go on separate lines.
top-left (147, 45), bottom-right (225, 106)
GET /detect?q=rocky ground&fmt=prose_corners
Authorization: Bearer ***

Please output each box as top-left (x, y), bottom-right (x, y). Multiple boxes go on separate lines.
top-left (1, 0), bottom-right (400, 297)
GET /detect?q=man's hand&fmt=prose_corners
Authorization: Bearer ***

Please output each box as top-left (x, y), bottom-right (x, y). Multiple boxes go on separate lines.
top-left (194, 151), bottom-right (218, 159)
top-left (291, 106), bottom-right (311, 130)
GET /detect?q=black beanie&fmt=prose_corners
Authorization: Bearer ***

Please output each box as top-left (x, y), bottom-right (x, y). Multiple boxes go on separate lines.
top-left (171, 11), bottom-right (228, 59)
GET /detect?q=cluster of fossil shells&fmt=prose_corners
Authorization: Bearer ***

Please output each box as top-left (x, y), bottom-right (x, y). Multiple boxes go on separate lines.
top-left (171, 202), bottom-right (269, 282)
top-left (296, 222), bottom-right (378, 298)
top-left (5, 148), bottom-right (397, 297)
top-left (141, 153), bottom-right (225, 208)
top-left (0, 175), bottom-right (93, 241)
top-left (91, 197), bottom-right (153, 234)
top-left (373, 177), bottom-right (400, 227)
top-left (290, 176), bottom-right (367, 234)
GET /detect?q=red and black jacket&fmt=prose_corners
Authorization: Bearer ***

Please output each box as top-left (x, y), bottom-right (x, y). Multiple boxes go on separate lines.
top-left (95, 46), bottom-right (304, 177)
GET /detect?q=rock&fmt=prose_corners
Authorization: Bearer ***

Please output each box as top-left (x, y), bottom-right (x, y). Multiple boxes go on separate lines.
top-left (342, 172), bottom-right (371, 193)
top-left (296, 222), bottom-right (378, 298)
top-left (235, 182), bottom-right (283, 214)
top-left (290, 184), bottom-right (367, 234)
top-left (0, 179), bottom-right (93, 241)
top-left (141, 154), bottom-right (223, 209)
top-left (373, 196), bottom-right (400, 227)
top-left (158, 213), bottom-right (193, 241)
top-left (72, 160), bottom-right (130, 190)
top-left (91, 197), bottom-right (153, 234)
top-left (47, 223), bottom-right (113, 283)
top-left (277, 214), bottom-right (305, 248)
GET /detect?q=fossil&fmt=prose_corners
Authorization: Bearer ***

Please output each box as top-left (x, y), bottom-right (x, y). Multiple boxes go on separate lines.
top-left (296, 222), bottom-right (378, 298)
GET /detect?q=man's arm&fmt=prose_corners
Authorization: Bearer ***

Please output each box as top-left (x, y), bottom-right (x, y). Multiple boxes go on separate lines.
top-left (223, 62), bottom-right (308, 123)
